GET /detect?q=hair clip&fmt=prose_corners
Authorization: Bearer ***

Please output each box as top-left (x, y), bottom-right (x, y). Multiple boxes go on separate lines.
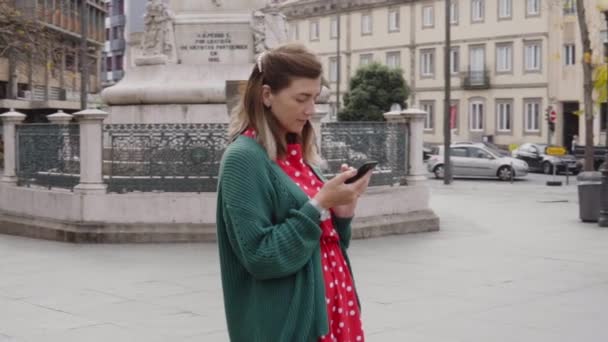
top-left (257, 51), bottom-right (267, 73)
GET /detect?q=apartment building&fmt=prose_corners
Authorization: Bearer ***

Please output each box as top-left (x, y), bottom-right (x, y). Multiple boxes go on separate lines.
top-left (102, 0), bottom-right (126, 86)
top-left (281, 0), bottom-right (608, 148)
top-left (0, 0), bottom-right (106, 118)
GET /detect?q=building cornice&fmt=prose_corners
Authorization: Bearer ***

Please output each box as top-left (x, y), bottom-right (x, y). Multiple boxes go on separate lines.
top-left (279, 0), bottom-right (414, 19)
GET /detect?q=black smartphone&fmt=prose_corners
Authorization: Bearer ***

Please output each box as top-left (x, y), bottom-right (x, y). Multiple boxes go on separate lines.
top-left (344, 161), bottom-right (378, 184)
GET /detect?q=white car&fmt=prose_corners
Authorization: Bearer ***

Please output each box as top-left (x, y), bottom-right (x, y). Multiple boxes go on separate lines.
top-left (427, 144), bottom-right (529, 181)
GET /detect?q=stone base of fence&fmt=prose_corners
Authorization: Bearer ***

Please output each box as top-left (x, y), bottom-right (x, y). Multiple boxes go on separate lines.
top-left (0, 182), bottom-right (439, 243)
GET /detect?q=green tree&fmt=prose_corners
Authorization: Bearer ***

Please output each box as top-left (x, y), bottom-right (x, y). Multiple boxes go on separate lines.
top-left (338, 63), bottom-right (409, 121)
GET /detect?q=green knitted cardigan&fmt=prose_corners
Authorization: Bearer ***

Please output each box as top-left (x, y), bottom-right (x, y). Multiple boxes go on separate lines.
top-left (216, 135), bottom-right (356, 342)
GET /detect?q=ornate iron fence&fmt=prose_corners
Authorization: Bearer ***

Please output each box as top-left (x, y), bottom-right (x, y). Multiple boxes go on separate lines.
top-left (103, 123), bottom-right (230, 193)
top-left (16, 124), bottom-right (80, 189)
top-left (321, 122), bottom-right (408, 186)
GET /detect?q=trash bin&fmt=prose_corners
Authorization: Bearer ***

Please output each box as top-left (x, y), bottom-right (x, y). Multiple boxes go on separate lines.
top-left (577, 171), bottom-right (602, 222)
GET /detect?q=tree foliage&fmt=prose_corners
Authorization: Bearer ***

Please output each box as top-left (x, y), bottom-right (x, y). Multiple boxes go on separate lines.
top-left (338, 63), bottom-right (409, 121)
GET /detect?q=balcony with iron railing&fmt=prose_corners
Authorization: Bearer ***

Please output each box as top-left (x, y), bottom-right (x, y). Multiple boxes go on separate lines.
top-left (461, 70), bottom-right (490, 90)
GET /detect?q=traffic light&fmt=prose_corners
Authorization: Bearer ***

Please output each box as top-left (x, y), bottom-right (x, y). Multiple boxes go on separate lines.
top-left (549, 121), bottom-right (555, 132)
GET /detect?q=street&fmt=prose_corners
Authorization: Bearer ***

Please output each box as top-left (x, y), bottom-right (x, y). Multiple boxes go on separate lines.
top-left (1, 174), bottom-right (608, 341)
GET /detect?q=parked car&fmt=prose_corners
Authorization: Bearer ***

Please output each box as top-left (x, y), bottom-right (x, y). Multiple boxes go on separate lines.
top-left (511, 143), bottom-right (580, 175)
top-left (427, 144), bottom-right (529, 181)
top-left (453, 141), bottom-right (511, 157)
top-left (572, 145), bottom-right (608, 171)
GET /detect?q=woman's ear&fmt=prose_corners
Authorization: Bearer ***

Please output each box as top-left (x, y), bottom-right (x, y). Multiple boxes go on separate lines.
top-left (261, 85), bottom-right (272, 108)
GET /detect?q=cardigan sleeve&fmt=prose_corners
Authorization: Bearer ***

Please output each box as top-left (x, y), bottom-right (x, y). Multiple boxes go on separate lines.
top-left (219, 148), bottom-right (323, 280)
top-left (332, 216), bottom-right (353, 249)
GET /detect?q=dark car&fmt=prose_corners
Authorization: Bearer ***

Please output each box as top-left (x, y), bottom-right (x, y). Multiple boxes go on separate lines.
top-left (512, 143), bottom-right (580, 175)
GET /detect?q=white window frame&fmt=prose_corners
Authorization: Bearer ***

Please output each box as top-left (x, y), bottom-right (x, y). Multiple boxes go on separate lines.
top-left (361, 13), bottom-right (373, 35)
top-left (329, 57), bottom-right (338, 82)
top-left (496, 100), bottom-right (512, 132)
top-left (386, 51), bottom-right (401, 69)
top-left (564, 44), bottom-right (575, 66)
top-left (422, 6), bottom-right (434, 28)
top-left (330, 16), bottom-right (338, 39)
top-left (309, 20), bottom-right (319, 41)
top-left (359, 53), bottom-right (373, 67)
top-left (498, 0), bottom-right (512, 19)
top-left (450, 47), bottom-right (460, 74)
top-left (289, 23), bottom-right (299, 41)
top-left (496, 43), bottom-right (513, 73)
top-left (388, 8), bottom-right (400, 32)
top-left (526, 0), bottom-right (540, 16)
top-left (524, 99), bottom-right (541, 133)
top-left (470, 100), bottom-right (485, 132)
top-left (420, 49), bottom-right (435, 77)
top-left (471, 0), bottom-right (484, 22)
top-left (524, 41), bottom-right (542, 72)
top-left (563, 0), bottom-right (576, 15)
top-left (421, 101), bottom-right (435, 131)
top-left (450, 1), bottom-right (459, 24)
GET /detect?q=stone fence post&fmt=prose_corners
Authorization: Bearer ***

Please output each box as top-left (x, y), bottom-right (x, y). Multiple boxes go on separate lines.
top-left (384, 108), bottom-right (428, 184)
top-left (312, 105), bottom-right (329, 155)
top-left (0, 109), bottom-right (26, 184)
top-left (73, 108), bottom-right (108, 193)
top-left (47, 110), bottom-right (74, 124)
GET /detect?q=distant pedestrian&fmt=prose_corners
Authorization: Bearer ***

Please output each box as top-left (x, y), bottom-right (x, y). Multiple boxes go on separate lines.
top-left (571, 134), bottom-right (578, 154)
top-left (216, 44), bottom-right (370, 342)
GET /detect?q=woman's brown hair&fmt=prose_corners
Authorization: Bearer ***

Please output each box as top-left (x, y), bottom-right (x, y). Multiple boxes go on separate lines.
top-left (228, 43), bottom-right (323, 165)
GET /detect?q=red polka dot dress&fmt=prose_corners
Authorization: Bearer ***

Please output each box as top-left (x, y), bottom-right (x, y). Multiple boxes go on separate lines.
top-left (242, 129), bottom-right (365, 342)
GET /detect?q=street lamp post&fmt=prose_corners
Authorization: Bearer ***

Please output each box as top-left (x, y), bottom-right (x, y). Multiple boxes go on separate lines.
top-left (443, 0), bottom-right (452, 185)
top-left (599, 0), bottom-right (608, 227)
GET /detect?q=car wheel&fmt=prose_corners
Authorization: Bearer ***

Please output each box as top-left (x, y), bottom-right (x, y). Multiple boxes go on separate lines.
top-left (543, 162), bottom-right (553, 175)
top-left (497, 166), bottom-right (513, 181)
top-left (433, 164), bottom-right (445, 179)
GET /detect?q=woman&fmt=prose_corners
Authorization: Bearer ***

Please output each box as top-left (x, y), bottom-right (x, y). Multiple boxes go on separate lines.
top-left (216, 44), bottom-right (371, 342)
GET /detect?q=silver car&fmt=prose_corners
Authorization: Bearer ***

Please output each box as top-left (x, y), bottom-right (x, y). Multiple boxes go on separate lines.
top-left (427, 144), bottom-right (529, 181)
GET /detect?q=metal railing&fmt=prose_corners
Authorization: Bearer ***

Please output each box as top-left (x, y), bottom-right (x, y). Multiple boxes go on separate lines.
top-left (462, 70), bottom-right (490, 89)
top-left (103, 123), bottom-right (230, 193)
top-left (16, 124), bottom-right (80, 190)
top-left (321, 122), bottom-right (408, 186)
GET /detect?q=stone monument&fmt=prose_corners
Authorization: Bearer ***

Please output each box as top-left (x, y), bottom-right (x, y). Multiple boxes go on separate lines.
top-left (101, 0), bottom-right (291, 124)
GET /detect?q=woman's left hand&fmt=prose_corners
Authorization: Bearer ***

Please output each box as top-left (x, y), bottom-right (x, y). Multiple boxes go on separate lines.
top-left (332, 163), bottom-right (372, 218)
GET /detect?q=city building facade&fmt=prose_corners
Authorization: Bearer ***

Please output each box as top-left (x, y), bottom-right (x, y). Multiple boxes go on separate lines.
top-left (281, 0), bottom-right (608, 148)
top-left (0, 0), bottom-right (107, 118)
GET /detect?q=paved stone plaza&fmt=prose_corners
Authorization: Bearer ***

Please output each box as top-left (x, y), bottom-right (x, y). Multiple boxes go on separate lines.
top-left (1, 175), bottom-right (607, 341)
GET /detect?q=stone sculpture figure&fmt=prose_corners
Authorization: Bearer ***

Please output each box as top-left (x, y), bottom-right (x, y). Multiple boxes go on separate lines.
top-left (251, 10), bottom-right (267, 56)
top-left (140, 0), bottom-right (177, 63)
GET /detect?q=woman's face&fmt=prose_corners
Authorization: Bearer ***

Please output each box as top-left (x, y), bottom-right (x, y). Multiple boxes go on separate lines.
top-left (262, 77), bottom-right (321, 135)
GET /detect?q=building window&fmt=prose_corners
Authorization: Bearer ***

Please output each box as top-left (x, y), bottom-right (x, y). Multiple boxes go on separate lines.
top-left (105, 28), bottom-right (110, 41)
top-left (471, 0), bottom-right (484, 22)
top-left (498, 0), bottom-right (512, 19)
top-left (421, 101), bottom-right (435, 131)
top-left (420, 49), bottom-right (435, 77)
top-left (289, 23), bottom-right (299, 41)
top-left (450, 47), bottom-right (460, 74)
top-left (388, 9), bottom-right (400, 32)
top-left (524, 99), bottom-right (541, 133)
top-left (496, 100), bottom-right (512, 132)
top-left (115, 55), bottom-right (123, 71)
top-left (309, 20), bottom-right (319, 41)
top-left (330, 16), bottom-right (338, 39)
top-left (450, 101), bottom-right (459, 130)
top-left (106, 56), bottom-right (112, 72)
top-left (525, 41), bottom-right (542, 72)
top-left (563, 0), bottom-right (576, 15)
top-left (361, 13), bottom-right (372, 35)
top-left (360, 54), bottom-right (373, 67)
top-left (527, 0), bottom-right (540, 16)
top-left (564, 44), bottom-right (575, 65)
top-left (329, 57), bottom-right (338, 82)
top-left (386, 51), bottom-right (401, 69)
top-left (470, 100), bottom-right (484, 132)
top-left (450, 1), bottom-right (459, 24)
top-left (117, 0), bottom-right (124, 15)
top-left (496, 43), bottom-right (513, 73)
top-left (422, 6), bottom-right (434, 28)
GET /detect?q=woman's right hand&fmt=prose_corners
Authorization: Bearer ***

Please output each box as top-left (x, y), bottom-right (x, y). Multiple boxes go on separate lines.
top-left (313, 168), bottom-right (367, 209)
